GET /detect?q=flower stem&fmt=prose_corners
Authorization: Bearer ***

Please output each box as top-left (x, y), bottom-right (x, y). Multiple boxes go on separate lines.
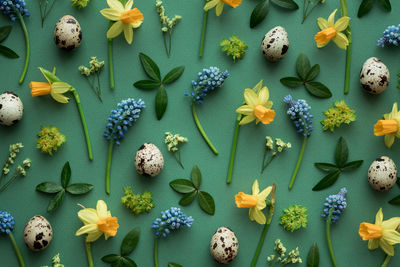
top-left (162, 32), bottom-right (169, 58)
top-left (70, 88), bottom-right (93, 161)
top-left (381, 254), bottom-right (392, 267)
top-left (192, 103), bottom-right (218, 155)
top-left (105, 141), bottom-right (114, 195)
top-left (302, 0), bottom-right (321, 24)
top-left (9, 232), bottom-right (25, 267)
top-left (174, 151), bottom-right (184, 169)
top-left (15, 10), bottom-right (30, 85)
top-left (85, 242), bottom-right (94, 267)
top-left (0, 171), bottom-right (20, 193)
top-left (326, 209), bottom-right (338, 267)
top-left (226, 113), bottom-right (241, 184)
top-left (288, 136), bottom-right (307, 190)
top-left (168, 30), bottom-right (172, 57)
top-left (261, 154), bottom-right (276, 174)
top-left (154, 238), bottom-right (159, 267)
top-left (108, 23), bottom-right (114, 90)
top-left (340, 0), bottom-right (352, 95)
top-left (198, 0), bottom-right (209, 58)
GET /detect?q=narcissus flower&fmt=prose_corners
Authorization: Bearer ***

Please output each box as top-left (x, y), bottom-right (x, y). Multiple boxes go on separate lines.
top-left (374, 103), bottom-right (400, 148)
top-left (204, 0), bottom-right (241, 16)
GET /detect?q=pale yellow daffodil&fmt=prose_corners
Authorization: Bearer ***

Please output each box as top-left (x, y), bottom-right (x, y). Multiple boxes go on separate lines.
top-left (204, 0), bottom-right (242, 16)
top-left (359, 208), bottom-right (400, 256)
top-left (100, 0), bottom-right (144, 44)
top-left (314, 9), bottom-right (350, 50)
top-left (374, 103), bottom-right (400, 148)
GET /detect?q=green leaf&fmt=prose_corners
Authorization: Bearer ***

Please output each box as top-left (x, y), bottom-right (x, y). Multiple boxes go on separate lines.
top-left (179, 191), bottom-right (197, 206)
top-left (335, 137), bottom-right (349, 168)
top-left (133, 80), bottom-right (160, 90)
top-left (139, 53), bottom-right (161, 82)
top-left (162, 66), bottom-right (185, 84)
top-left (305, 81), bottom-right (332, 98)
top-left (312, 170), bottom-right (341, 191)
top-left (389, 195), bottom-right (400, 205)
top-left (122, 257), bottom-right (137, 267)
top-left (111, 259), bottom-right (124, 267)
top-left (0, 26), bottom-right (12, 43)
top-left (169, 179), bottom-right (196, 193)
top-left (341, 160), bottom-right (363, 172)
top-left (271, 0), bottom-right (299, 9)
top-left (0, 45), bottom-right (19, 58)
top-left (250, 0), bottom-right (270, 28)
top-left (155, 86), bottom-right (168, 120)
top-left (65, 183), bottom-right (94, 195)
top-left (397, 179), bottom-right (400, 188)
top-left (39, 67), bottom-right (61, 83)
top-left (101, 254), bottom-right (120, 263)
top-left (168, 263), bottom-right (183, 267)
top-left (121, 227), bottom-right (140, 256)
top-left (307, 243), bottom-right (320, 267)
top-left (191, 165), bottom-right (202, 188)
top-left (296, 53), bottom-right (311, 80)
top-left (36, 182), bottom-right (63, 193)
top-left (358, 0), bottom-right (374, 18)
top-left (61, 161), bottom-right (71, 188)
top-left (314, 163), bottom-right (339, 172)
top-left (47, 189), bottom-right (65, 213)
top-left (305, 64), bottom-right (320, 81)
top-left (280, 77), bottom-right (303, 88)
top-left (198, 191), bottom-right (215, 215)
top-left (378, 0), bottom-right (391, 11)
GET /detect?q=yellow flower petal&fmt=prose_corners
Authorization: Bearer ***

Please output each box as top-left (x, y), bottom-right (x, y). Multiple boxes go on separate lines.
top-left (332, 32), bottom-right (349, 50)
top-left (375, 208), bottom-right (384, 225)
top-left (317, 17), bottom-right (328, 30)
top-left (382, 229), bottom-right (400, 245)
top-left (236, 105), bottom-right (254, 116)
top-left (368, 238), bottom-right (379, 250)
top-left (125, 0), bottom-right (133, 11)
top-left (252, 80), bottom-right (263, 93)
top-left (50, 86), bottom-right (70, 103)
top-left (100, 8), bottom-right (121, 21)
top-left (107, 21), bottom-right (124, 39)
top-left (265, 100), bottom-right (273, 109)
top-left (123, 25), bottom-right (133, 44)
top-left (258, 87), bottom-right (270, 105)
top-left (131, 20), bottom-right (143, 28)
top-left (239, 115), bottom-right (256, 125)
top-left (384, 134), bottom-right (395, 148)
top-left (204, 0), bottom-right (219, 11)
top-left (382, 217), bottom-right (400, 231)
top-left (78, 208), bottom-right (99, 225)
top-left (380, 238), bottom-right (395, 256)
top-left (327, 9), bottom-right (337, 26)
top-left (216, 2), bottom-right (224, 16)
top-left (51, 82), bottom-right (71, 93)
top-left (97, 200), bottom-right (109, 218)
top-left (317, 42), bottom-right (328, 48)
top-left (252, 179), bottom-right (260, 195)
top-left (244, 89), bottom-right (258, 107)
top-left (258, 186), bottom-right (272, 200)
top-left (334, 16), bottom-right (350, 31)
top-left (107, 0), bottom-right (124, 12)
top-left (76, 224), bottom-right (98, 236)
top-left (86, 231), bottom-right (103, 243)
top-left (251, 208), bottom-right (266, 224)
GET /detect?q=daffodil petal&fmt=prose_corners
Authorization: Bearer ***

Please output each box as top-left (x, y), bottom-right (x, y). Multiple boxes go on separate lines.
top-left (51, 82), bottom-right (71, 93)
top-left (382, 229), bottom-right (400, 245)
top-left (244, 89), bottom-right (258, 107)
top-left (76, 224), bottom-right (98, 236)
top-left (258, 87), bottom-right (270, 106)
top-left (253, 208), bottom-right (266, 224)
top-left (204, 0), bottom-right (219, 11)
top-left (107, 0), bottom-right (124, 12)
top-left (384, 134), bottom-right (395, 148)
top-left (380, 238), bottom-right (395, 256)
top-left (100, 8), bottom-right (121, 21)
top-left (368, 239), bottom-right (379, 250)
top-left (334, 16), bottom-right (350, 32)
top-left (123, 25), bottom-right (133, 44)
top-left (216, 2), bottom-right (224, 16)
top-left (107, 21), bottom-right (124, 39)
top-left (50, 91), bottom-right (69, 104)
top-left (382, 217), bottom-right (400, 231)
top-left (375, 208), bottom-right (384, 225)
top-left (317, 41), bottom-right (329, 48)
top-left (239, 115), bottom-right (256, 125)
top-left (131, 20), bottom-right (143, 28)
top-left (333, 32), bottom-right (349, 50)
top-left (265, 100), bottom-right (273, 109)
top-left (258, 186), bottom-right (272, 200)
top-left (78, 208), bottom-right (99, 225)
top-left (252, 80), bottom-right (263, 93)
top-left (236, 105), bottom-right (254, 116)
top-left (86, 231), bottom-right (103, 243)
top-left (252, 180), bottom-right (260, 195)
top-left (328, 9), bottom-right (337, 26)
top-left (317, 17), bottom-right (328, 30)
top-left (125, 0), bottom-right (133, 11)
top-left (97, 200), bottom-right (109, 218)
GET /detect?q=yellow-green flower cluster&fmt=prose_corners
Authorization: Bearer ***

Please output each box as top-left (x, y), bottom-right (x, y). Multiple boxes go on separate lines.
top-left (36, 126), bottom-right (66, 155)
top-left (78, 57), bottom-right (104, 77)
top-left (321, 100), bottom-right (356, 132)
top-left (266, 136), bottom-right (291, 156)
top-left (267, 239), bottom-right (302, 265)
top-left (2, 143), bottom-right (23, 175)
top-left (16, 159), bottom-right (31, 177)
top-left (71, 0), bottom-right (90, 9)
top-left (220, 35), bottom-right (248, 61)
top-left (41, 253), bottom-right (64, 267)
top-left (279, 205), bottom-right (308, 232)
top-left (156, 0), bottom-right (182, 33)
top-left (121, 186), bottom-right (155, 215)
top-left (165, 132), bottom-right (188, 152)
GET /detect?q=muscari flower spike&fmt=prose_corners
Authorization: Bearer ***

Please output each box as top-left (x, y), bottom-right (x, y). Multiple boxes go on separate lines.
top-left (151, 207), bottom-right (193, 238)
top-left (284, 95), bottom-right (313, 137)
top-left (322, 187), bottom-right (347, 223)
top-left (377, 24), bottom-right (400, 47)
top-left (0, 0), bottom-right (29, 21)
top-left (0, 211), bottom-right (15, 234)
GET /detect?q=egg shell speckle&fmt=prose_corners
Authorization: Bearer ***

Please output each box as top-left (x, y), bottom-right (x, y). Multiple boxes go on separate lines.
top-left (54, 15), bottom-right (82, 51)
top-left (23, 216), bottom-right (53, 251)
top-left (0, 91), bottom-right (23, 126)
top-left (368, 156), bottom-right (397, 191)
top-left (134, 143), bottom-right (164, 177)
top-left (360, 57), bottom-right (390, 94)
top-left (261, 26), bottom-right (289, 62)
top-left (210, 226), bottom-right (239, 264)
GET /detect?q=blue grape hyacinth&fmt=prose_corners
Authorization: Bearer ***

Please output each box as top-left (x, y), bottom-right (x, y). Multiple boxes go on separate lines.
top-left (0, 0), bottom-right (29, 21)
top-left (322, 188), bottom-right (347, 223)
top-left (283, 95), bottom-right (313, 137)
top-left (377, 24), bottom-right (400, 47)
top-left (0, 211), bottom-right (15, 235)
top-left (151, 207), bottom-right (194, 238)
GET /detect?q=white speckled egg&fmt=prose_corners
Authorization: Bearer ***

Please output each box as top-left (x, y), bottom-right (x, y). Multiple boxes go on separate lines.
top-left (210, 226), bottom-right (239, 264)
top-left (134, 143), bottom-right (164, 177)
top-left (261, 26), bottom-right (289, 62)
top-left (360, 57), bottom-right (390, 94)
top-left (368, 156), bottom-right (397, 191)
top-left (0, 91), bottom-right (23, 126)
top-left (54, 15), bottom-right (82, 50)
top-left (23, 216), bottom-right (53, 251)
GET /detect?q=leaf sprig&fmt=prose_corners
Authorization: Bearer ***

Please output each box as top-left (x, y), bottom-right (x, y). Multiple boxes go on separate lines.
top-left (0, 26), bottom-right (19, 58)
top-left (250, 0), bottom-right (299, 28)
top-left (358, 0), bottom-right (391, 18)
top-left (169, 165), bottom-right (215, 215)
top-left (281, 53), bottom-right (332, 98)
top-left (36, 162), bottom-right (93, 212)
top-left (312, 137), bottom-right (363, 191)
top-left (307, 243), bottom-right (319, 267)
top-left (134, 53), bottom-right (184, 120)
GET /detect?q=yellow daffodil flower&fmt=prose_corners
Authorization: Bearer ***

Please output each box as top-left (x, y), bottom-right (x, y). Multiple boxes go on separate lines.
top-left (359, 208), bottom-right (400, 256)
top-left (76, 200), bottom-right (119, 242)
top-left (236, 80), bottom-right (275, 125)
top-left (100, 0), bottom-right (144, 44)
top-left (204, 0), bottom-right (241, 17)
top-left (314, 9), bottom-right (350, 50)
top-left (374, 103), bottom-right (400, 148)
top-left (235, 179), bottom-right (272, 224)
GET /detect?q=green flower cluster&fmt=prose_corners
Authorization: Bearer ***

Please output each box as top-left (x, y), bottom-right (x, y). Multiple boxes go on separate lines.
top-left (71, 0), bottom-right (90, 9)
top-left (279, 205), bottom-right (308, 232)
top-left (121, 186), bottom-right (155, 215)
top-left (41, 253), bottom-right (64, 267)
top-left (16, 159), bottom-right (31, 177)
top-left (2, 143), bottom-right (23, 175)
top-left (165, 132), bottom-right (188, 152)
top-left (36, 126), bottom-right (66, 155)
top-left (220, 35), bottom-right (248, 61)
top-left (156, 0), bottom-right (182, 33)
top-left (321, 100), bottom-right (356, 132)
top-left (262, 136), bottom-right (291, 173)
top-left (267, 239), bottom-right (302, 266)
top-left (79, 57), bottom-right (104, 77)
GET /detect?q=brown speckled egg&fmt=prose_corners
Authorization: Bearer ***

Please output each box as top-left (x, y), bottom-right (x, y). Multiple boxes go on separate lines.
top-left (210, 226), bottom-right (239, 264)
top-left (134, 143), bottom-right (164, 177)
top-left (261, 26), bottom-right (289, 62)
top-left (23, 216), bottom-right (53, 251)
top-left (368, 156), bottom-right (397, 191)
top-left (0, 91), bottom-right (23, 126)
top-left (360, 57), bottom-right (390, 94)
top-left (54, 15), bottom-right (82, 50)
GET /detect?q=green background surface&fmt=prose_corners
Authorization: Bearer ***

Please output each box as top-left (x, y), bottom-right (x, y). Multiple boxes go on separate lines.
top-left (1, 0), bottom-right (400, 266)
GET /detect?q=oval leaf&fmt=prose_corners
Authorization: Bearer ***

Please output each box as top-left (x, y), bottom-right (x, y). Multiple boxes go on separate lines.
top-left (0, 26), bottom-right (12, 43)
top-left (111, 259), bottom-right (124, 267)
top-left (378, 0), bottom-right (391, 12)
top-left (305, 81), bottom-right (332, 98)
top-left (191, 165), bottom-right (202, 188)
top-left (389, 195), bottom-right (400, 205)
top-left (305, 64), bottom-right (320, 81)
top-left (121, 227), bottom-right (140, 256)
top-left (280, 77), bottom-right (303, 88)
top-left (341, 160), bottom-right (363, 172)
top-left (133, 80), bottom-right (160, 90)
top-left (168, 263), bottom-right (183, 267)
top-left (198, 191), bottom-right (215, 215)
top-left (307, 243), bottom-right (320, 267)
top-left (335, 137), bottom-right (348, 168)
top-left (162, 66), bottom-right (185, 84)
top-left (139, 53), bottom-right (161, 82)
top-left (169, 179), bottom-right (195, 193)
top-left (122, 257), bottom-right (137, 267)
top-left (296, 53), bottom-right (311, 80)
top-left (47, 189), bottom-right (65, 213)
top-left (271, 0), bottom-right (299, 9)
top-left (66, 183), bottom-right (94, 195)
top-left (36, 182), bottom-right (63, 193)
top-left (314, 163), bottom-right (339, 172)
top-left (358, 0), bottom-right (374, 18)
top-left (179, 191), bottom-right (197, 206)
top-left (61, 161), bottom-right (71, 188)
top-left (312, 170), bottom-right (341, 191)
top-left (101, 254), bottom-right (120, 263)
top-left (0, 45), bottom-right (19, 58)
top-left (250, 0), bottom-right (270, 28)
top-left (155, 86), bottom-right (167, 120)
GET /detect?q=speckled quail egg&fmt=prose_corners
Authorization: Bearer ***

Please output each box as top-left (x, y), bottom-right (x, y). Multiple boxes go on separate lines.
top-left (210, 226), bottom-right (239, 264)
top-left (368, 156), bottom-right (397, 191)
top-left (54, 15), bottom-right (82, 51)
top-left (360, 57), bottom-right (390, 94)
top-left (261, 26), bottom-right (289, 62)
top-left (0, 91), bottom-right (23, 126)
top-left (23, 216), bottom-right (53, 251)
top-left (134, 143), bottom-right (164, 177)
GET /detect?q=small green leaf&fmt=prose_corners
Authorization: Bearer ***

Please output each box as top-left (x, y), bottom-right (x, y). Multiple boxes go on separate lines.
top-left (155, 86), bottom-right (168, 120)
top-left (307, 243), bottom-right (320, 267)
top-left (378, 0), bottom-right (391, 11)
top-left (280, 77), bottom-right (303, 88)
top-left (389, 195), bottom-right (400, 205)
top-left (65, 183), bottom-right (94, 195)
top-left (139, 53), bottom-right (161, 82)
top-left (341, 160), bottom-right (363, 172)
top-left (111, 259), bottom-right (124, 267)
top-left (305, 81), bottom-right (332, 98)
top-left (335, 137), bottom-right (348, 168)
top-left (305, 64), bottom-right (320, 81)
top-left (39, 67), bottom-right (61, 83)
top-left (179, 191), bottom-right (197, 206)
top-left (169, 179), bottom-right (196, 193)
top-left (198, 191), bottom-right (215, 215)
top-left (121, 227), bottom-right (140, 256)
top-left (191, 165), bottom-right (202, 188)
top-left (250, 0), bottom-right (270, 28)
top-left (101, 254), bottom-right (120, 263)
top-left (314, 163), bottom-right (339, 172)
top-left (168, 263), bottom-right (183, 267)
top-left (133, 80), bottom-right (160, 89)
top-left (312, 170), bottom-right (341, 191)
top-left (47, 189), bottom-right (65, 213)
top-left (162, 66), bottom-right (184, 84)
top-left (122, 257), bottom-right (137, 267)
top-left (0, 26), bottom-right (12, 43)
top-left (36, 182), bottom-right (63, 193)
top-left (61, 161), bottom-right (71, 188)
top-left (296, 53), bottom-right (311, 80)
top-left (0, 45), bottom-right (19, 58)
top-left (271, 0), bottom-right (299, 9)
top-left (358, 0), bottom-right (374, 18)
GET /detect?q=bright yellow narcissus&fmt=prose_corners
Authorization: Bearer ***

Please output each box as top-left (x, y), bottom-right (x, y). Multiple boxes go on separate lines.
top-left (204, 0), bottom-right (242, 16)
top-left (374, 103), bottom-right (400, 148)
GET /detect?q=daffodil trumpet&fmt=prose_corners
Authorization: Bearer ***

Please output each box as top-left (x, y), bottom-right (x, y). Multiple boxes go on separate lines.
top-left (30, 67), bottom-right (93, 161)
top-left (373, 103), bottom-right (400, 148)
top-left (340, 0), bottom-right (352, 95)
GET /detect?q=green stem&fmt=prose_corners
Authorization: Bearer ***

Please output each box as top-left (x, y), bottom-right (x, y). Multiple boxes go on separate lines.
top-left (15, 10), bottom-right (30, 85)
top-left (192, 103), bottom-right (218, 155)
top-left (105, 141), bottom-right (114, 195)
top-left (226, 113), bottom-right (241, 184)
top-left (262, 154), bottom-right (276, 174)
top-left (173, 151), bottom-right (184, 169)
top-left (9, 232), bottom-right (25, 267)
top-left (108, 24), bottom-right (114, 90)
top-left (85, 242), bottom-right (94, 267)
top-left (96, 72), bottom-right (103, 102)
top-left (288, 136), bottom-right (307, 190)
top-left (154, 238), bottom-right (159, 267)
top-left (381, 254), bottom-right (392, 267)
top-left (168, 30), bottom-right (172, 57)
top-left (198, 1), bottom-right (209, 58)
top-left (340, 0), bottom-right (352, 95)
top-left (0, 171), bottom-right (20, 193)
top-left (302, 0), bottom-right (321, 24)
top-left (70, 88), bottom-right (93, 161)
top-left (162, 32), bottom-right (169, 58)
top-left (326, 209), bottom-right (338, 267)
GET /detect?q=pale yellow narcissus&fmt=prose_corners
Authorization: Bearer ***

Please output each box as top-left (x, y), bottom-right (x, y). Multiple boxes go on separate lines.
top-left (204, 0), bottom-right (242, 17)
top-left (374, 103), bottom-right (400, 148)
